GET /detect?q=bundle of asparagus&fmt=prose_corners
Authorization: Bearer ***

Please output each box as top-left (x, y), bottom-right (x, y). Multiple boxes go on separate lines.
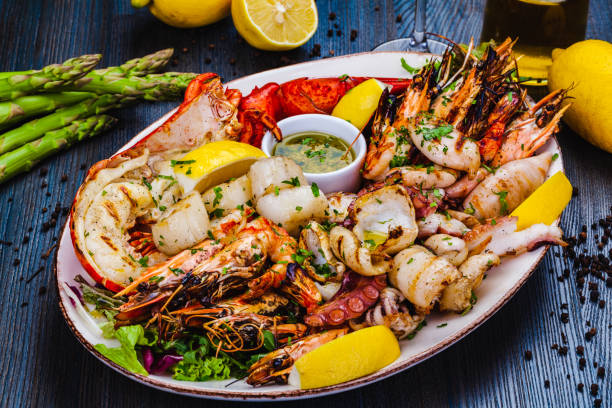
top-left (0, 49), bottom-right (197, 183)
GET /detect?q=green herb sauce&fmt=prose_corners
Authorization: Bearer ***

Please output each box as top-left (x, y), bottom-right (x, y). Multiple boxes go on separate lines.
top-left (272, 131), bottom-right (355, 174)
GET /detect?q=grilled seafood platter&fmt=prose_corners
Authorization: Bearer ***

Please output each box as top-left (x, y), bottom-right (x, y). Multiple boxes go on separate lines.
top-left (57, 42), bottom-right (570, 398)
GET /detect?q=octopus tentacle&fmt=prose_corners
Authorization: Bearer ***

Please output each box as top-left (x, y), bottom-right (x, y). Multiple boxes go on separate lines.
top-left (304, 272), bottom-right (387, 327)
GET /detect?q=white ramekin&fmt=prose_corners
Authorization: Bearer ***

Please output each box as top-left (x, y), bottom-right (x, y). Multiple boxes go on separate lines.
top-left (260, 114), bottom-right (367, 193)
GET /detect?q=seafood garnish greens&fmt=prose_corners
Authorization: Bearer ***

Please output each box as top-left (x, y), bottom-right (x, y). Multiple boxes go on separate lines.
top-left (69, 39), bottom-right (570, 386)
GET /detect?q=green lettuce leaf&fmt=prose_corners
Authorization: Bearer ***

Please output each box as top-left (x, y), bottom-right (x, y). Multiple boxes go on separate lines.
top-left (94, 325), bottom-right (151, 376)
top-left (172, 356), bottom-right (232, 381)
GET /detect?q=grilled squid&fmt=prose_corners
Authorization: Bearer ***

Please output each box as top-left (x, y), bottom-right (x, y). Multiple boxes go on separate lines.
top-left (330, 226), bottom-right (392, 276)
top-left (350, 185), bottom-right (418, 255)
top-left (299, 221), bottom-right (346, 283)
top-left (439, 253), bottom-right (500, 312)
top-left (350, 287), bottom-right (424, 339)
top-left (424, 234), bottom-right (468, 266)
top-left (326, 192), bottom-right (357, 224)
top-left (417, 212), bottom-right (470, 239)
top-left (390, 245), bottom-right (461, 315)
top-left (387, 164), bottom-right (459, 189)
top-left (464, 152), bottom-right (552, 220)
top-left (464, 216), bottom-right (566, 257)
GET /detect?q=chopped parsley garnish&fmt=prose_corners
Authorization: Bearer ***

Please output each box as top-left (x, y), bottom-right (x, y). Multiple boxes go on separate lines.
top-left (400, 57), bottom-right (418, 74)
top-left (364, 239), bottom-right (377, 249)
top-left (142, 177), bottom-right (152, 190)
top-left (170, 159), bottom-right (196, 167)
top-left (417, 124), bottom-right (454, 142)
top-left (389, 154), bottom-right (410, 168)
top-left (207, 230), bottom-right (215, 240)
top-left (552, 153), bottom-right (559, 161)
top-left (436, 323), bottom-right (448, 328)
top-left (282, 177), bottom-right (301, 187)
top-left (169, 267), bottom-right (184, 276)
top-left (212, 186), bottom-right (223, 207)
top-left (464, 202), bottom-right (476, 215)
top-left (320, 220), bottom-right (337, 232)
top-left (295, 206), bottom-right (303, 212)
top-left (494, 190), bottom-right (509, 215)
top-left (149, 275), bottom-right (164, 284)
top-left (482, 164), bottom-right (497, 174)
top-left (406, 320), bottom-right (426, 340)
top-left (156, 175), bottom-right (175, 180)
top-left (311, 183), bottom-right (320, 197)
top-left (101, 190), bottom-right (107, 196)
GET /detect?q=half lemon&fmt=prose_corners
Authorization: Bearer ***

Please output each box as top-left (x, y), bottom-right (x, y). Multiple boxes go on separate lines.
top-left (231, 0), bottom-right (318, 51)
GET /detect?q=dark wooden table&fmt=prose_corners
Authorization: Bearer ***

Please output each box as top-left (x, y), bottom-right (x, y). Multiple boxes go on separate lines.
top-left (0, 0), bottom-right (610, 406)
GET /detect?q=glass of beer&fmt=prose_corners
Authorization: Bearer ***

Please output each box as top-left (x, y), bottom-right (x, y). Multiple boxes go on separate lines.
top-left (480, 0), bottom-right (589, 85)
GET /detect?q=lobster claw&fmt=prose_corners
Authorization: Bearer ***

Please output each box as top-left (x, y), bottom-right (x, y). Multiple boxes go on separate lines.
top-left (239, 109), bottom-right (282, 147)
top-left (183, 73), bottom-right (220, 102)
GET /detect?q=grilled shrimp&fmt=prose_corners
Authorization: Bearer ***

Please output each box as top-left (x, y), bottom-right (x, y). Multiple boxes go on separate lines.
top-left (390, 245), bottom-right (461, 315)
top-left (464, 152), bottom-right (552, 220)
top-left (491, 89), bottom-right (569, 166)
top-left (246, 328), bottom-right (349, 385)
top-left (237, 216), bottom-right (322, 309)
top-left (407, 112), bottom-right (481, 177)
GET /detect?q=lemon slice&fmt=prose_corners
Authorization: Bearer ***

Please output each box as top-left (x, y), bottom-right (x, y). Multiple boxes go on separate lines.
top-left (288, 326), bottom-right (400, 389)
top-left (172, 141), bottom-right (266, 194)
top-left (231, 0), bottom-right (318, 51)
top-left (332, 79), bottom-right (386, 130)
top-left (511, 171), bottom-right (572, 230)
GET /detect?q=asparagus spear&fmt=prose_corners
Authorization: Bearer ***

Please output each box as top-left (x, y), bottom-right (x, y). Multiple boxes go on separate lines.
top-left (59, 71), bottom-right (197, 100)
top-left (0, 92), bottom-right (94, 131)
top-left (0, 49), bottom-right (172, 80)
top-left (93, 49), bottom-right (174, 77)
top-left (0, 54), bottom-right (101, 101)
top-left (0, 115), bottom-right (117, 183)
top-left (0, 94), bottom-right (132, 154)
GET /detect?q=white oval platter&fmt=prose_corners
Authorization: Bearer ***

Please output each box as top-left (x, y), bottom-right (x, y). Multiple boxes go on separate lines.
top-left (55, 51), bottom-right (563, 401)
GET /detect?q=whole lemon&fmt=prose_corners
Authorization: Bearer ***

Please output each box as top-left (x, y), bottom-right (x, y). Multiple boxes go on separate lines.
top-left (548, 39), bottom-right (612, 154)
top-left (132, 0), bottom-right (230, 28)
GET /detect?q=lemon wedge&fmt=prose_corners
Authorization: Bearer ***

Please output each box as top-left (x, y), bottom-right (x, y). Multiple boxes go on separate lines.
top-left (332, 79), bottom-right (386, 130)
top-left (231, 0), bottom-right (318, 51)
top-left (288, 326), bottom-right (400, 389)
top-left (510, 171), bottom-right (572, 230)
top-left (172, 141), bottom-right (266, 194)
